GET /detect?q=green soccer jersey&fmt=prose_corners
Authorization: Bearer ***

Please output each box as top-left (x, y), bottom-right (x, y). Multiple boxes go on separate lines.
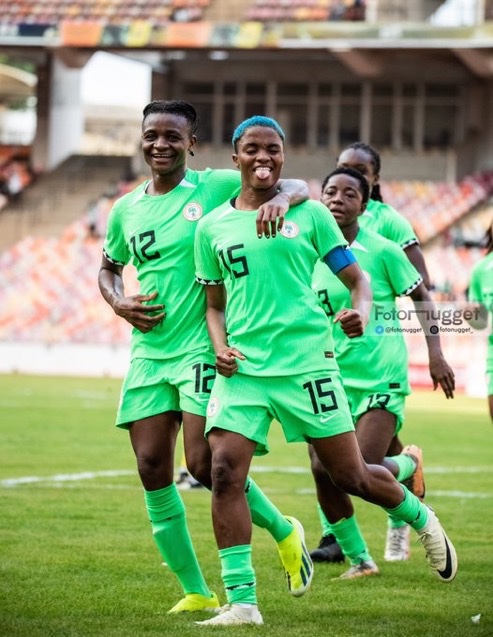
top-left (103, 168), bottom-right (241, 360)
top-left (360, 199), bottom-right (418, 250)
top-left (194, 199), bottom-right (349, 376)
top-left (468, 251), bottom-right (493, 360)
top-left (312, 226), bottom-right (422, 393)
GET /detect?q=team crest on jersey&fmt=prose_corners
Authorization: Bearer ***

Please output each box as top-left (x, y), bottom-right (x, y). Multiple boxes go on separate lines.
top-left (183, 202), bottom-right (203, 221)
top-left (280, 221), bottom-right (299, 238)
top-left (207, 396), bottom-right (219, 418)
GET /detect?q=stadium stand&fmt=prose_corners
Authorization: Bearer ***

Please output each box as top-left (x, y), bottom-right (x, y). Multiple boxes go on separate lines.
top-left (0, 0), bottom-right (211, 26)
top-left (304, 172), bottom-right (493, 245)
top-left (245, 0), bottom-right (365, 22)
top-left (0, 216), bottom-right (136, 346)
top-left (380, 172), bottom-right (493, 243)
top-left (0, 169), bottom-right (491, 349)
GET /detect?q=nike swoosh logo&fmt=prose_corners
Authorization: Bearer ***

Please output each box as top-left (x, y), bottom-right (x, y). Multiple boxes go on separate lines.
top-left (437, 536), bottom-right (454, 581)
top-left (320, 413), bottom-right (337, 423)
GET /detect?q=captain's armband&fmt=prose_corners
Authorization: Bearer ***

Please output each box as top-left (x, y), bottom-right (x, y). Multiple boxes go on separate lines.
top-left (323, 245), bottom-right (356, 274)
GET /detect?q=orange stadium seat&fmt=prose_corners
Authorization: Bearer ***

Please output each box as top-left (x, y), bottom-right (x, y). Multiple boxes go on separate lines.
top-left (1, 0), bottom-right (210, 24)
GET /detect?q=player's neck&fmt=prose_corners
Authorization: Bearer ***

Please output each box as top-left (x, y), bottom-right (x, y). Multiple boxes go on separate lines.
top-left (147, 168), bottom-right (187, 195)
top-left (342, 222), bottom-right (359, 244)
top-left (235, 184), bottom-right (279, 210)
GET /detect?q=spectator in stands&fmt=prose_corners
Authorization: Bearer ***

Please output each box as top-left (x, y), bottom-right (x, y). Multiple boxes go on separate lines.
top-left (309, 141), bottom-right (456, 564)
top-left (309, 167), bottom-right (455, 577)
top-left (98, 100), bottom-right (312, 615)
top-left (193, 116), bottom-right (457, 626)
top-left (464, 221), bottom-right (493, 422)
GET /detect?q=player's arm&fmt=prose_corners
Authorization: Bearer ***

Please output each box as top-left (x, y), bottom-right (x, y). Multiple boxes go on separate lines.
top-left (322, 245), bottom-right (372, 338)
top-left (404, 243), bottom-right (431, 290)
top-left (205, 285), bottom-right (245, 377)
top-left (256, 179), bottom-right (309, 238)
top-left (98, 254), bottom-right (165, 333)
top-left (409, 282), bottom-right (455, 399)
top-left (463, 301), bottom-right (489, 329)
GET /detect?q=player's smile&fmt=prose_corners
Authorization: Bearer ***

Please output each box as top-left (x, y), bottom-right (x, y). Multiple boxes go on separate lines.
top-left (141, 112), bottom-right (194, 178)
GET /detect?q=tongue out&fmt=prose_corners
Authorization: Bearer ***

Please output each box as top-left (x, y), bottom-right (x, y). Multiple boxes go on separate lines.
top-left (254, 167), bottom-right (271, 180)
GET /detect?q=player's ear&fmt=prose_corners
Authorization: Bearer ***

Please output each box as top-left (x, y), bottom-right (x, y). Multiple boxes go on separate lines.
top-left (188, 135), bottom-right (197, 156)
top-left (232, 153), bottom-right (240, 169)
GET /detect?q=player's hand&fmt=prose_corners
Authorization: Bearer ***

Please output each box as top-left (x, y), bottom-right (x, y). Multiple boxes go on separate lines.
top-left (113, 291), bottom-right (165, 333)
top-left (429, 353), bottom-right (455, 399)
top-left (256, 192), bottom-right (290, 238)
top-left (334, 308), bottom-right (365, 338)
top-left (215, 347), bottom-right (246, 377)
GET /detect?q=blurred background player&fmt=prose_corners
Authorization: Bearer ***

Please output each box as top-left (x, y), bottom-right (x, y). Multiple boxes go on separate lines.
top-left (464, 221), bottom-right (493, 422)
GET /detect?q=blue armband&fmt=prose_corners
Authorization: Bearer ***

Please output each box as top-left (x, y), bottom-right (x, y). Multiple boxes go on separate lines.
top-left (323, 245), bottom-right (356, 274)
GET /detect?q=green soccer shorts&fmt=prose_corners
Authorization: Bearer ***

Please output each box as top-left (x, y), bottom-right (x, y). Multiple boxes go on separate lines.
top-left (205, 369), bottom-right (354, 455)
top-left (116, 347), bottom-right (216, 428)
top-left (344, 386), bottom-right (407, 433)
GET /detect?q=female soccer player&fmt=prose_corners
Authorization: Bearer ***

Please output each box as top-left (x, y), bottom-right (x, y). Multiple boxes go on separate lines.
top-left (194, 116), bottom-right (457, 626)
top-left (98, 100), bottom-right (312, 614)
top-left (310, 142), bottom-right (455, 564)
top-left (465, 221), bottom-right (493, 422)
top-left (309, 166), bottom-right (455, 578)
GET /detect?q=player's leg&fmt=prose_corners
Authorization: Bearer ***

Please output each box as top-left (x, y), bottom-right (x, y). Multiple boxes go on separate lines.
top-left (311, 431), bottom-right (457, 582)
top-left (197, 427), bottom-right (263, 626)
top-left (197, 373), bottom-right (305, 626)
top-left (387, 435), bottom-right (403, 455)
top-left (355, 407), bottom-right (414, 562)
top-left (118, 358), bottom-right (218, 614)
top-left (129, 413), bottom-right (219, 613)
top-left (180, 360), bottom-right (309, 596)
top-left (487, 369), bottom-right (493, 422)
top-left (308, 442), bottom-right (378, 578)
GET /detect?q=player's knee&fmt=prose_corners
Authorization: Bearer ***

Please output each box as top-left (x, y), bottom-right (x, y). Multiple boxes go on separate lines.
top-left (136, 453), bottom-right (173, 490)
top-left (186, 453), bottom-right (212, 489)
top-left (210, 451), bottom-right (244, 495)
top-left (331, 468), bottom-right (369, 497)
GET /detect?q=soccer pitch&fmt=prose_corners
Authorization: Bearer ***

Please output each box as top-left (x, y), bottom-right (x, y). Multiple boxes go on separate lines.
top-left (0, 374), bottom-right (491, 637)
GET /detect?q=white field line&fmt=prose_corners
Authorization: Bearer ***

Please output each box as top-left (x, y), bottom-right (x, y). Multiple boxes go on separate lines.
top-left (1, 465), bottom-right (493, 500)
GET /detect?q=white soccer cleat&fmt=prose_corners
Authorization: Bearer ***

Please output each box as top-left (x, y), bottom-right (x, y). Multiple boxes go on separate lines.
top-left (195, 604), bottom-right (264, 626)
top-left (384, 525), bottom-right (411, 561)
top-left (417, 508), bottom-right (458, 582)
top-left (335, 559), bottom-right (379, 580)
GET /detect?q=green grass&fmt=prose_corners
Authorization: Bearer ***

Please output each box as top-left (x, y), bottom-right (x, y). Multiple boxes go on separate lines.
top-left (0, 374), bottom-right (492, 637)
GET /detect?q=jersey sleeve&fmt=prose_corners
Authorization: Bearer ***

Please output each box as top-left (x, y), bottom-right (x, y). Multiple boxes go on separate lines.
top-left (194, 218), bottom-right (223, 285)
top-left (382, 240), bottom-right (422, 296)
top-left (380, 203), bottom-right (419, 249)
top-left (102, 198), bottom-right (130, 266)
top-left (201, 169), bottom-right (241, 212)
